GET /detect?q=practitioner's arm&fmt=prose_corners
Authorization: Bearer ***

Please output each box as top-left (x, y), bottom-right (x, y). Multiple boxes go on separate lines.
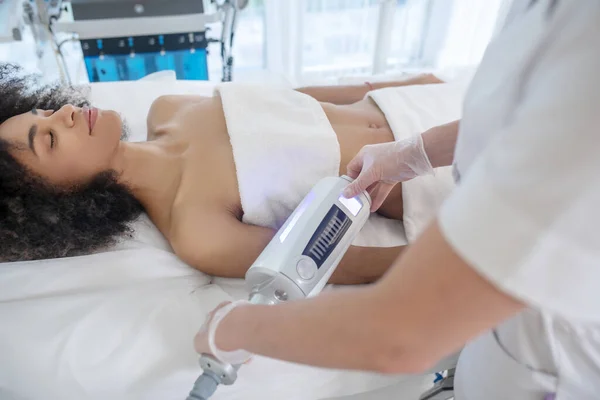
top-left (296, 73), bottom-right (443, 105)
top-left (421, 120), bottom-right (460, 169)
top-left (195, 221), bottom-right (523, 373)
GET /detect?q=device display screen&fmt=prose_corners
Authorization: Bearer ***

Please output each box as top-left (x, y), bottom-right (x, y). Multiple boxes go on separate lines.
top-left (302, 205), bottom-right (352, 267)
top-left (338, 194), bottom-right (363, 216)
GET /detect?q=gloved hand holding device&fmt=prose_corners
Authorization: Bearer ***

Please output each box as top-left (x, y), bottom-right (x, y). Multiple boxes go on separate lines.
top-left (343, 135), bottom-right (433, 211)
top-left (343, 120), bottom-right (459, 211)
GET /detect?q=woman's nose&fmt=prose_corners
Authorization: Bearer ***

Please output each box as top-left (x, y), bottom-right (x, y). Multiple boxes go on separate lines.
top-left (54, 105), bottom-right (77, 128)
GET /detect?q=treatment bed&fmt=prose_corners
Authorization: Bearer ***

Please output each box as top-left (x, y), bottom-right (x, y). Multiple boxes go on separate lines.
top-left (0, 72), bottom-right (469, 400)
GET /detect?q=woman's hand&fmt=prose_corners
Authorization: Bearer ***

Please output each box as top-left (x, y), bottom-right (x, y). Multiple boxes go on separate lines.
top-left (343, 135), bottom-right (433, 211)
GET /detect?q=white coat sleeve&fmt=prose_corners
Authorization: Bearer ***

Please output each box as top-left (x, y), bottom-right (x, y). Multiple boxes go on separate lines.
top-left (439, 10), bottom-right (600, 321)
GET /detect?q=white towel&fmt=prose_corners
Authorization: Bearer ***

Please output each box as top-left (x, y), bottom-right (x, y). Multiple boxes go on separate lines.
top-left (215, 83), bottom-right (341, 230)
top-left (367, 82), bottom-right (469, 241)
top-left (216, 83), bottom-right (410, 248)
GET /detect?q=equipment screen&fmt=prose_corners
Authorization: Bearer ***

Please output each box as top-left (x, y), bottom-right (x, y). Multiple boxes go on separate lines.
top-left (302, 205), bottom-right (352, 267)
top-left (338, 194), bottom-right (363, 216)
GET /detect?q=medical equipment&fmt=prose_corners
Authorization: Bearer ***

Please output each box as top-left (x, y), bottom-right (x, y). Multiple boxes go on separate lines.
top-left (419, 368), bottom-right (455, 400)
top-left (10, 0), bottom-right (245, 83)
top-left (53, 0), bottom-right (218, 82)
top-left (187, 175), bottom-right (372, 400)
top-left (0, 0), bottom-right (24, 42)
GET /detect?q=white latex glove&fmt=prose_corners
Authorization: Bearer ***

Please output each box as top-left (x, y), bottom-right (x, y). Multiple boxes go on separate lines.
top-left (343, 135), bottom-right (434, 211)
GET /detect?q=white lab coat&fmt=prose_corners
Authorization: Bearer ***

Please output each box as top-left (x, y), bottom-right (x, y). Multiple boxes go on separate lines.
top-left (438, 1), bottom-right (600, 399)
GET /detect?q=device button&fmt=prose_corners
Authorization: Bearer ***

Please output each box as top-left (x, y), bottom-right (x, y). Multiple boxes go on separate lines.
top-left (296, 258), bottom-right (317, 280)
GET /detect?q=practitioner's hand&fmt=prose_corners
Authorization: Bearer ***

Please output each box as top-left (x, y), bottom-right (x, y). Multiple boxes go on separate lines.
top-left (194, 301), bottom-right (253, 365)
top-left (343, 135), bottom-right (434, 211)
top-left (194, 301), bottom-right (231, 356)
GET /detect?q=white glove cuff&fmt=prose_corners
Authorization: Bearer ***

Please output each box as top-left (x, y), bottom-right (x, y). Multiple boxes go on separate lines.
top-left (397, 134), bottom-right (435, 177)
top-left (208, 300), bottom-right (253, 365)
top-left (414, 134), bottom-right (435, 175)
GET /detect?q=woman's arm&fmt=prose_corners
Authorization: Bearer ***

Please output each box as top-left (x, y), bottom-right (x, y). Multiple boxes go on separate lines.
top-left (208, 220), bottom-right (523, 373)
top-left (331, 245), bottom-right (404, 284)
top-left (171, 208), bottom-right (402, 284)
top-left (296, 74), bottom-right (444, 105)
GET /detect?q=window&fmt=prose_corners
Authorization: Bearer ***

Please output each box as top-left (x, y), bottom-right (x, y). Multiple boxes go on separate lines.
top-left (228, 0), bottom-right (510, 84)
top-left (387, 0), bottom-right (435, 71)
top-left (301, 0), bottom-right (380, 83)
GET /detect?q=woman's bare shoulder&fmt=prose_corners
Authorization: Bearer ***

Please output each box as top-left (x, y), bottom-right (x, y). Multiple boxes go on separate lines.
top-left (146, 95), bottom-right (215, 139)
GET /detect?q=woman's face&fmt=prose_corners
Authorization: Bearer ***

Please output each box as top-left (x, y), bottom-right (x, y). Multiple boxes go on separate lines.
top-left (0, 104), bottom-right (123, 186)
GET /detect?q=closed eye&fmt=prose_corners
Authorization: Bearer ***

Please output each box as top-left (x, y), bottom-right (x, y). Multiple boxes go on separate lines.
top-left (49, 131), bottom-right (55, 148)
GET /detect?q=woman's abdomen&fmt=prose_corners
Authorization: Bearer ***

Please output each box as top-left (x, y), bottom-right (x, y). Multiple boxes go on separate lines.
top-left (322, 99), bottom-right (404, 219)
top-left (321, 98), bottom-right (395, 176)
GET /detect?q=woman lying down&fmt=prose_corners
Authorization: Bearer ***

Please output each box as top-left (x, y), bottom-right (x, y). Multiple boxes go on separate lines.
top-left (0, 63), bottom-right (443, 284)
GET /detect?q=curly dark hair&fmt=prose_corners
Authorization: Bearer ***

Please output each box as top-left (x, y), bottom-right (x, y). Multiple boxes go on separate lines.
top-left (0, 63), bottom-right (144, 262)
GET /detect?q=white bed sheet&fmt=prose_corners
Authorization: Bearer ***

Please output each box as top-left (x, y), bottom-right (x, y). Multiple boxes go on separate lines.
top-left (0, 76), bottom-right (432, 400)
top-left (0, 214), bottom-right (425, 400)
top-left (0, 246), bottom-right (422, 400)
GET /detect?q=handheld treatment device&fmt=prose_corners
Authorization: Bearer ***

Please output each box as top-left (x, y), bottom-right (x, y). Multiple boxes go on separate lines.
top-left (187, 176), bottom-right (371, 400)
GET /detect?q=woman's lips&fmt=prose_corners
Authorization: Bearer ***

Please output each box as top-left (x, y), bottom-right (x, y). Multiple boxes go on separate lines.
top-left (89, 107), bottom-right (98, 134)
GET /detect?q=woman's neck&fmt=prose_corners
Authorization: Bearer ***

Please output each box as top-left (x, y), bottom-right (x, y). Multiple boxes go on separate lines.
top-left (112, 141), bottom-right (183, 219)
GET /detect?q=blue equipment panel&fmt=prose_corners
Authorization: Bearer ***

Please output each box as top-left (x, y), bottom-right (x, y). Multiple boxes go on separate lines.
top-left (81, 32), bottom-right (209, 82)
